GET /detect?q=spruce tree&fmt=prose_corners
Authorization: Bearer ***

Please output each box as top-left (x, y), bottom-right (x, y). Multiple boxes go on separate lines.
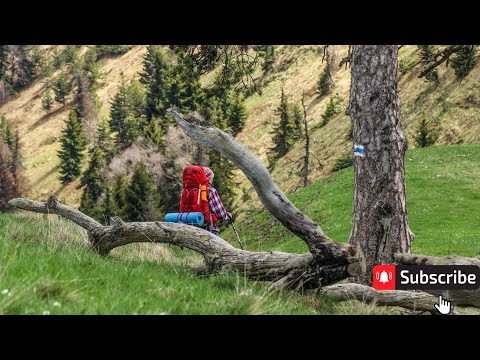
top-left (450, 46), bottom-right (477, 78)
top-left (320, 94), bottom-right (342, 127)
top-left (102, 187), bottom-right (116, 222)
top-left (41, 86), bottom-right (54, 112)
top-left (261, 45), bottom-right (275, 74)
top-left (0, 115), bottom-right (15, 147)
top-left (418, 45), bottom-right (439, 84)
top-left (228, 93), bottom-right (247, 135)
top-left (124, 162), bottom-right (152, 222)
top-left (79, 145), bottom-right (106, 220)
top-left (0, 45), bottom-right (8, 79)
top-left (82, 46), bottom-right (102, 92)
top-left (158, 158), bottom-right (182, 213)
top-left (112, 175), bottom-right (128, 219)
top-left (96, 119), bottom-right (114, 163)
top-left (53, 74), bottom-right (73, 106)
top-left (317, 66), bottom-right (332, 96)
top-left (292, 102), bottom-right (304, 136)
top-left (109, 74), bottom-right (140, 148)
top-left (269, 88), bottom-right (296, 165)
top-left (57, 109), bottom-right (86, 184)
top-left (140, 46), bottom-right (171, 123)
top-left (169, 54), bottom-right (203, 114)
top-left (414, 118), bottom-right (439, 148)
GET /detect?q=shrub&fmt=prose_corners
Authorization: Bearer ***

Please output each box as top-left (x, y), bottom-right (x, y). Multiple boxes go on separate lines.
top-left (333, 154), bottom-right (353, 172)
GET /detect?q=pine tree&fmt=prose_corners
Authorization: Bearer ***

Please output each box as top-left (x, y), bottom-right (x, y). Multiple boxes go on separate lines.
top-left (414, 118), bottom-right (439, 148)
top-left (63, 45), bottom-right (79, 65)
top-left (57, 109), bottom-right (86, 184)
top-left (450, 46), bottom-right (477, 78)
top-left (169, 54), bottom-right (203, 114)
top-left (320, 93), bottom-right (342, 127)
top-left (418, 45), bottom-right (439, 84)
top-left (109, 74), bottom-right (140, 148)
top-left (317, 66), bottom-right (332, 97)
top-left (0, 45), bottom-right (8, 79)
top-left (228, 93), bottom-right (247, 135)
top-left (269, 88), bottom-right (296, 165)
top-left (112, 175), bottom-right (128, 219)
top-left (79, 145), bottom-right (106, 220)
top-left (124, 162), bottom-right (152, 222)
top-left (0, 115), bottom-right (15, 147)
top-left (140, 46), bottom-right (171, 124)
top-left (15, 46), bottom-right (36, 90)
top-left (102, 187), bottom-right (116, 222)
top-left (53, 74), bottom-right (73, 106)
top-left (261, 45), bottom-right (275, 74)
top-left (41, 86), bottom-right (54, 112)
top-left (82, 46), bottom-right (103, 92)
top-left (158, 158), bottom-right (182, 213)
top-left (96, 119), bottom-right (114, 163)
top-left (292, 102), bottom-right (304, 136)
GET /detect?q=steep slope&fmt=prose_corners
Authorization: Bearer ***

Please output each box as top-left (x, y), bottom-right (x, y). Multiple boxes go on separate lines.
top-left (1, 45), bottom-right (479, 210)
top-left (223, 144), bottom-right (480, 258)
top-left (235, 45), bottom-right (480, 209)
top-left (0, 46), bottom-right (146, 205)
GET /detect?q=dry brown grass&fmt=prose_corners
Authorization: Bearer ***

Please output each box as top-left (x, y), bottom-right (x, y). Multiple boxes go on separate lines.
top-left (2, 45), bottom-right (480, 211)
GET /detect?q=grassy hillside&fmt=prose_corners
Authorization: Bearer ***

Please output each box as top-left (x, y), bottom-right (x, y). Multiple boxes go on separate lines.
top-left (0, 46), bottom-right (147, 205)
top-left (1, 144), bottom-right (479, 314)
top-left (1, 45), bottom-right (480, 211)
top-left (0, 213), bottom-right (395, 315)
top-left (223, 144), bottom-right (480, 258)
top-left (235, 45), bottom-right (480, 208)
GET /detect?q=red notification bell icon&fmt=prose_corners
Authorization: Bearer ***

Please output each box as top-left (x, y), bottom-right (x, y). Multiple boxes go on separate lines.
top-left (373, 265), bottom-right (396, 290)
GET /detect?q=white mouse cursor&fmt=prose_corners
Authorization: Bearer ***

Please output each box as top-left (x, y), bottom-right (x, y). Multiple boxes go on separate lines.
top-left (434, 295), bottom-right (451, 315)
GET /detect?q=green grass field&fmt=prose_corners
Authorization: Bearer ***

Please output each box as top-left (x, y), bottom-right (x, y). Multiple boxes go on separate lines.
top-left (224, 144), bottom-right (480, 258)
top-left (1, 144), bottom-right (479, 314)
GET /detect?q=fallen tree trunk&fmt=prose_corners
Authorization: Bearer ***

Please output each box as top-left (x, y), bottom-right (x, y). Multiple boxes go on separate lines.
top-left (9, 197), bottom-right (359, 285)
top-left (319, 283), bottom-right (439, 312)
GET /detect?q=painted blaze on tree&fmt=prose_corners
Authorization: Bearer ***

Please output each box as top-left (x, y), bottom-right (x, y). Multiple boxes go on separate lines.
top-left (348, 45), bottom-right (414, 284)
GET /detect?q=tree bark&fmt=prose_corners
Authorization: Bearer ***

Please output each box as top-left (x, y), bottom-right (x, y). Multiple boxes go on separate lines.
top-left (167, 108), bottom-right (363, 276)
top-left (319, 283), bottom-right (439, 312)
top-left (8, 196), bottom-right (364, 285)
top-left (348, 46), bottom-right (414, 284)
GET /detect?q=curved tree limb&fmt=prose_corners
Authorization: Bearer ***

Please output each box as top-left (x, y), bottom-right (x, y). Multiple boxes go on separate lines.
top-left (9, 196), bottom-right (102, 230)
top-left (167, 107), bottom-right (360, 267)
top-left (8, 197), bottom-right (363, 285)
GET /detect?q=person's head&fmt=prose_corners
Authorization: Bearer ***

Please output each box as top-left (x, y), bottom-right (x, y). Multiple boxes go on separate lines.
top-left (203, 167), bottom-right (214, 183)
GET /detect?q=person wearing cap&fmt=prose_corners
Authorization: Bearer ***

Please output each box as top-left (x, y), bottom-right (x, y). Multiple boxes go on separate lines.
top-left (202, 167), bottom-right (232, 236)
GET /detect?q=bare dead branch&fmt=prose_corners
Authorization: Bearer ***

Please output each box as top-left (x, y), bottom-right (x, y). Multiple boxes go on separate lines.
top-left (418, 45), bottom-right (467, 79)
top-left (167, 107), bottom-right (360, 265)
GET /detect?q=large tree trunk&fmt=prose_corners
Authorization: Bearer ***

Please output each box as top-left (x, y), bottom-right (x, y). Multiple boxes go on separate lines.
top-left (348, 46), bottom-right (414, 284)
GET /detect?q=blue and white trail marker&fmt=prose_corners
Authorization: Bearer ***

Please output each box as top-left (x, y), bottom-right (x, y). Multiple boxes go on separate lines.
top-left (353, 144), bottom-right (365, 158)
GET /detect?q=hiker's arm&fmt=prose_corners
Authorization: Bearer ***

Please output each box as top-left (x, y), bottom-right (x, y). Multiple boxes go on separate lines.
top-left (209, 188), bottom-right (229, 221)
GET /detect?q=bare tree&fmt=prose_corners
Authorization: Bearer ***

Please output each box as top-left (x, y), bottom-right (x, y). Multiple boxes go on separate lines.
top-left (301, 92), bottom-right (310, 187)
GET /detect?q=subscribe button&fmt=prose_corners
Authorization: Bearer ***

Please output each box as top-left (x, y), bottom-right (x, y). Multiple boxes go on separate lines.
top-left (373, 264), bottom-right (480, 290)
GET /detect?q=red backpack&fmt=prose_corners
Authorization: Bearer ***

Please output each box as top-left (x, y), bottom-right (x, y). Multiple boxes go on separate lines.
top-left (179, 166), bottom-right (218, 225)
